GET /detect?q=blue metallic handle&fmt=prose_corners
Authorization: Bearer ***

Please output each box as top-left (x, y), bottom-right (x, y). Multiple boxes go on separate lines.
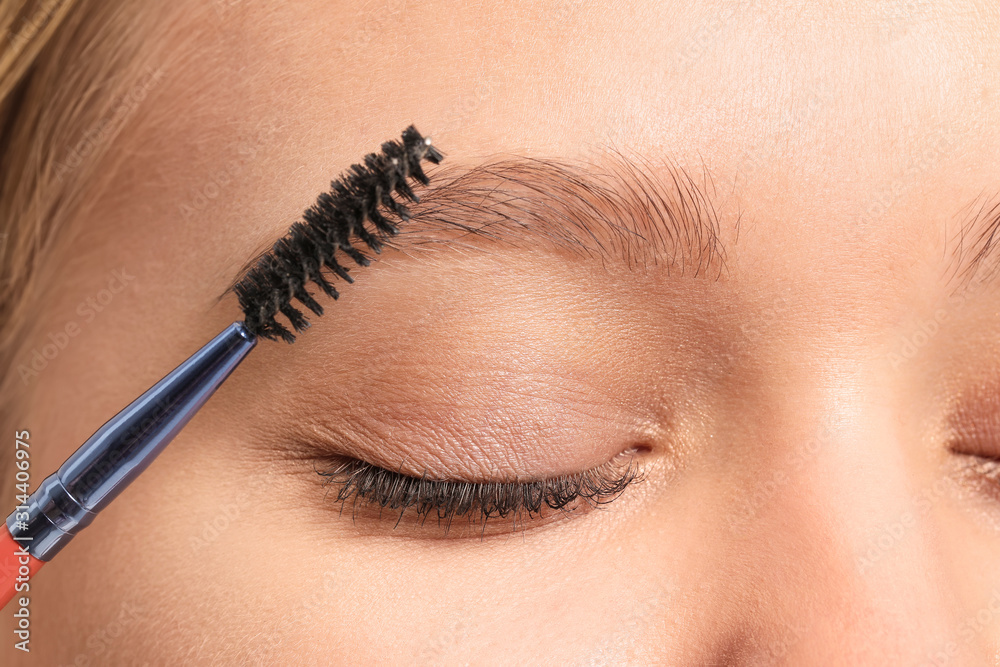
top-left (6, 322), bottom-right (257, 560)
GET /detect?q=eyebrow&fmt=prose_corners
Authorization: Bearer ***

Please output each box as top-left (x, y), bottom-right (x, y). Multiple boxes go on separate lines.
top-left (947, 191), bottom-right (1000, 294)
top-left (388, 153), bottom-right (732, 277)
top-left (229, 153), bottom-right (734, 296)
top-left (229, 149), bottom-right (1000, 311)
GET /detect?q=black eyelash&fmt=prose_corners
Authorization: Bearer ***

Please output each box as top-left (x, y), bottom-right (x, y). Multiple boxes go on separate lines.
top-left (317, 454), bottom-right (644, 530)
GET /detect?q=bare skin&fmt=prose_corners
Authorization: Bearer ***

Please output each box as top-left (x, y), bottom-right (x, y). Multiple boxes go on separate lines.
top-left (4, 0), bottom-right (1000, 664)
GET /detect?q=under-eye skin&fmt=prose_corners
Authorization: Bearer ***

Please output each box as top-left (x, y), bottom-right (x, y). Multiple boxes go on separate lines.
top-left (947, 434), bottom-right (1000, 507)
top-left (316, 449), bottom-right (646, 536)
top-left (945, 396), bottom-right (1000, 502)
top-left (949, 449), bottom-right (1000, 505)
top-left (955, 454), bottom-right (1000, 484)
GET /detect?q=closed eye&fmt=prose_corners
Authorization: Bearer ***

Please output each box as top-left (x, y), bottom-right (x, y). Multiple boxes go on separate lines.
top-left (315, 447), bottom-right (647, 538)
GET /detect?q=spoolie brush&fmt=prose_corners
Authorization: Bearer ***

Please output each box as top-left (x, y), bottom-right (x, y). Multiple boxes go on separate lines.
top-left (234, 125), bottom-right (443, 342)
top-left (1, 126), bottom-right (444, 608)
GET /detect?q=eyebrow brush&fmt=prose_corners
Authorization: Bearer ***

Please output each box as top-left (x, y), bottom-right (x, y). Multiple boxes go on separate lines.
top-left (1, 125), bottom-right (443, 608)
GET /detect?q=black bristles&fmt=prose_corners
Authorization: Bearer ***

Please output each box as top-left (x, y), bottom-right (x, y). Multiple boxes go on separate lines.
top-left (234, 125), bottom-right (443, 342)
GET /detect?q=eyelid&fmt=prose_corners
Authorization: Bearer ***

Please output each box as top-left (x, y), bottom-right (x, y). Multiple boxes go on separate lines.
top-left (946, 394), bottom-right (1000, 460)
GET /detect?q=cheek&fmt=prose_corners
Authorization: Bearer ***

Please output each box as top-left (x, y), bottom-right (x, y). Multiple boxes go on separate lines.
top-left (24, 420), bottom-right (676, 663)
top-left (281, 524), bottom-right (674, 663)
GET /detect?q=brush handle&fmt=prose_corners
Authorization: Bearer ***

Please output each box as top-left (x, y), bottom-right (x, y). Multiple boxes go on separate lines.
top-left (0, 322), bottom-right (256, 609)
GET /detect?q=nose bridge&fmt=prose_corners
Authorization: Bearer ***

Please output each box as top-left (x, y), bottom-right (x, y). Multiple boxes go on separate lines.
top-left (729, 392), bottom-right (968, 664)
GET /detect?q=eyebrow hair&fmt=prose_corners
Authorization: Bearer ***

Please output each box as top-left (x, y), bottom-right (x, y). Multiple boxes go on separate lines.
top-left (947, 190), bottom-right (1000, 293)
top-left (388, 153), bottom-right (732, 278)
top-left (228, 152), bottom-right (734, 297)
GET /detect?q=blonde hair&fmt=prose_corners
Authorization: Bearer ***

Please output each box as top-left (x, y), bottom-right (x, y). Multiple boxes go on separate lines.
top-left (0, 0), bottom-right (76, 368)
top-left (0, 0), bottom-right (166, 412)
top-left (0, 0), bottom-right (179, 498)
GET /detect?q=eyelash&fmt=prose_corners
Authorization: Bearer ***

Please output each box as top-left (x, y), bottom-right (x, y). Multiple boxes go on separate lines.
top-left (316, 451), bottom-right (644, 532)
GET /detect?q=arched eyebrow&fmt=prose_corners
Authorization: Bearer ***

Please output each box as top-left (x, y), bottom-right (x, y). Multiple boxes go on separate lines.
top-left (226, 153), bottom-right (734, 297)
top-left (387, 154), bottom-right (732, 279)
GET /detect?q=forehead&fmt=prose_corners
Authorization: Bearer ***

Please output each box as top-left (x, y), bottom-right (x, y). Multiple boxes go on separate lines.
top-left (63, 1), bottom-right (1000, 328)
top-left (226, 1), bottom-right (996, 154)
top-left (189, 3), bottom-right (997, 205)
